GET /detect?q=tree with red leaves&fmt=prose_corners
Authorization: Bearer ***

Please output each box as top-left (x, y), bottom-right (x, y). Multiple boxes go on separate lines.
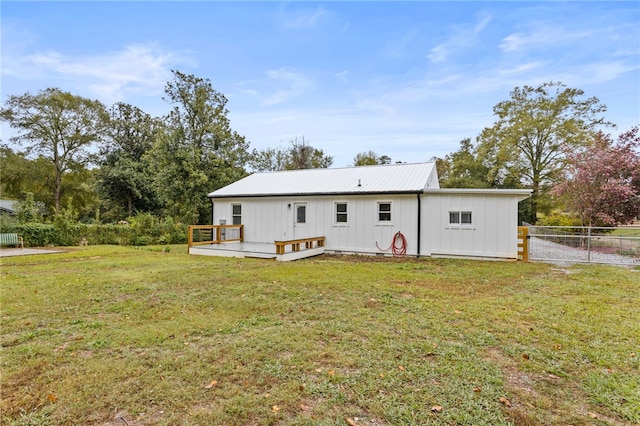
top-left (553, 127), bottom-right (640, 227)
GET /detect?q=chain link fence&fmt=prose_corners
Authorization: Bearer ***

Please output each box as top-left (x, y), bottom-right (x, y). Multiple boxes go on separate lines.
top-left (524, 223), bottom-right (640, 266)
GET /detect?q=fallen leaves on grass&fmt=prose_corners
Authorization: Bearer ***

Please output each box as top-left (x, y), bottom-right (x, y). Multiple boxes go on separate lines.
top-left (430, 405), bottom-right (443, 413)
top-left (499, 397), bottom-right (512, 407)
top-left (271, 405), bottom-right (280, 413)
top-left (204, 380), bottom-right (218, 389)
top-left (547, 373), bottom-right (560, 379)
top-left (300, 403), bottom-right (310, 412)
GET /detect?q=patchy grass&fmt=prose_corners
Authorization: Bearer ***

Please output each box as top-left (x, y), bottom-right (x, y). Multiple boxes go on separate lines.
top-left (1, 246), bottom-right (638, 425)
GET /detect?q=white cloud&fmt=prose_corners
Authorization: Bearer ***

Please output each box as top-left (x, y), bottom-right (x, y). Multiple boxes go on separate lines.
top-left (3, 43), bottom-right (185, 104)
top-left (334, 70), bottom-right (350, 83)
top-left (385, 28), bottom-right (419, 58)
top-left (498, 62), bottom-right (545, 76)
top-left (573, 61), bottom-right (639, 85)
top-left (239, 68), bottom-right (314, 106)
top-left (279, 5), bottom-right (328, 30)
top-left (500, 26), bottom-right (590, 53)
top-left (426, 44), bottom-right (449, 63)
top-left (499, 33), bottom-right (525, 53)
top-left (427, 14), bottom-right (492, 63)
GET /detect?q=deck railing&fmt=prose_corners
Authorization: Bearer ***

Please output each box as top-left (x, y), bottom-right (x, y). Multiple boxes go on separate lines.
top-left (274, 236), bottom-right (325, 255)
top-left (188, 224), bottom-right (244, 248)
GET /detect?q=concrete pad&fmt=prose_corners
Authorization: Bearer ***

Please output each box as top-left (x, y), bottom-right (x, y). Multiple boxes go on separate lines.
top-left (0, 248), bottom-right (64, 257)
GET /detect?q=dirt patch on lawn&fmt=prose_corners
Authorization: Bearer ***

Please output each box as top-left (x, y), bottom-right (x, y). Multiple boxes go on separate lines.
top-left (483, 348), bottom-right (635, 426)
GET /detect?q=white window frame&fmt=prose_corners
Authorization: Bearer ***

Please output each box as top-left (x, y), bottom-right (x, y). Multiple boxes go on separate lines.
top-left (377, 201), bottom-right (392, 224)
top-left (231, 204), bottom-right (242, 225)
top-left (448, 210), bottom-right (473, 227)
top-left (334, 201), bottom-right (349, 225)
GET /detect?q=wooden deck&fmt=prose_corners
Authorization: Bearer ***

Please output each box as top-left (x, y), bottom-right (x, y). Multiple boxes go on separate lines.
top-left (189, 241), bottom-right (325, 261)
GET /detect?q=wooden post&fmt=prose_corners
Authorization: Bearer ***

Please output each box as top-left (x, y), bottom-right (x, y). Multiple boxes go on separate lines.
top-left (518, 226), bottom-right (529, 262)
top-left (188, 226), bottom-right (194, 248)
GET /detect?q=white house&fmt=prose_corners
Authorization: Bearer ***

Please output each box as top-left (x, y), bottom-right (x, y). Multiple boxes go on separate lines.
top-left (194, 162), bottom-right (530, 260)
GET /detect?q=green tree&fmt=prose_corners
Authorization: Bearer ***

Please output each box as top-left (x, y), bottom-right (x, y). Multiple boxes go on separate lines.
top-left (438, 138), bottom-right (492, 188)
top-left (61, 167), bottom-right (101, 222)
top-left (248, 146), bottom-right (289, 172)
top-left (1, 88), bottom-right (108, 211)
top-left (286, 136), bottom-right (333, 169)
top-left (0, 145), bottom-right (56, 213)
top-left (97, 102), bottom-right (161, 218)
top-left (249, 137), bottom-right (333, 172)
top-left (353, 151), bottom-right (391, 166)
top-left (15, 192), bottom-right (44, 224)
top-left (476, 82), bottom-right (611, 223)
top-left (149, 70), bottom-right (249, 224)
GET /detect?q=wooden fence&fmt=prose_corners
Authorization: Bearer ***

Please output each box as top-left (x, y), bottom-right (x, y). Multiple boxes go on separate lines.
top-left (188, 224), bottom-right (244, 248)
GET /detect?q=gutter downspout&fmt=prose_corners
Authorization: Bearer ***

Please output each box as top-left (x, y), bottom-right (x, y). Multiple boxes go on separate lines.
top-left (417, 193), bottom-right (421, 258)
top-left (210, 198), bottom-right (215, 225)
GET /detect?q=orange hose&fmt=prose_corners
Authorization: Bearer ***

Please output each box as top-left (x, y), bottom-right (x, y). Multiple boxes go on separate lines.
top-left (375, 231), bottom-right (407, 257)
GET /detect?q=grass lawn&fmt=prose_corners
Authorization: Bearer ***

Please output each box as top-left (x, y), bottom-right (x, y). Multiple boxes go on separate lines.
top-left (1, 245), bottom-right (638, 426)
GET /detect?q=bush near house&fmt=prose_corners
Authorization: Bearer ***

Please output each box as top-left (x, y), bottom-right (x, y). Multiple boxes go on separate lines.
top-left (1, 219), bottom-right (187, 247)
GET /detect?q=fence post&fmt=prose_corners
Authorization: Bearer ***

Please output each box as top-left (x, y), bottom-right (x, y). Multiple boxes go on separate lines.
top-left (518, 226), bottom-right (529, 262)
top-left (188, 226), bottom-right (193, 248)
top-left (587, 226), bottom-right (592, 262)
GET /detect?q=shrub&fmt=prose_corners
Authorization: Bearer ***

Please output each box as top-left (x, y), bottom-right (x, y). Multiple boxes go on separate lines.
top-left (536, 211), bottom-right (583, 227)
top-left (0, 214), bottom-right (18, 232)
top-left (53, 207), bottom-right (83, 246)
top-left (10, 213), bottom-right (188, 247)
top-left (17, 223), bottom-right (58, 247)
top-left (83, 224), bottom-right (129, 245)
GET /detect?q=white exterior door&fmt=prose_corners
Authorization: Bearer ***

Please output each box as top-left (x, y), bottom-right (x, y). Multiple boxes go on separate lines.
top-left (293, 202), bottom-right (308, 239)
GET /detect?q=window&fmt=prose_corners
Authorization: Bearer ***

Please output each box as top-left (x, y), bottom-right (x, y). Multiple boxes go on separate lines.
top-left (296, 204), bottom-right (306, 224)
top-left (449, 210), bottom-right (472, 225)
top-left (378, 202), bottom-right (391, 222)
top-left (335, 202), bottom-right (348, 223)
top-left (231, 204), bottom-right (242, 225)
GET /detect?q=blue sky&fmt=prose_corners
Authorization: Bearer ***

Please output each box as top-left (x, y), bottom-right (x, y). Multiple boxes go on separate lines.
top-left (2, 1), bottom-right (639, 167)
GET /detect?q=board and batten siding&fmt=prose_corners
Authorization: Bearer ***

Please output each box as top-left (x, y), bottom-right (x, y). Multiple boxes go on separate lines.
top-left (422, 193), bottom-right (520, 259)
top-left (213, 194), bottom-right (421, 256)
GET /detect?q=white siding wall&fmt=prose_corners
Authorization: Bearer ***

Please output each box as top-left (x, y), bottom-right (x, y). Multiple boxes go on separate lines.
top-left (213, 194), bottom-right (421, 255)
top-left (213, 192), bottom-right (521, 259)
top-left (421, 194), bottom-right (520, 259)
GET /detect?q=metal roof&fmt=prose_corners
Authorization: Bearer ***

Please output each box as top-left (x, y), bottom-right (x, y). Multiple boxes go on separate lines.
top-left (0, 199), bottom-right (18, 214)
top-left (208, 162), bottom-right (439, 198)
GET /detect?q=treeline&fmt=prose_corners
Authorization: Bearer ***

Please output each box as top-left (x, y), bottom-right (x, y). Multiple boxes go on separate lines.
top-left (1, 71), bottom-right (334, 226)
top-left (434, 82), bottom-right (639, 227)
top-left (2, 74), bottom-right (639, 239)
